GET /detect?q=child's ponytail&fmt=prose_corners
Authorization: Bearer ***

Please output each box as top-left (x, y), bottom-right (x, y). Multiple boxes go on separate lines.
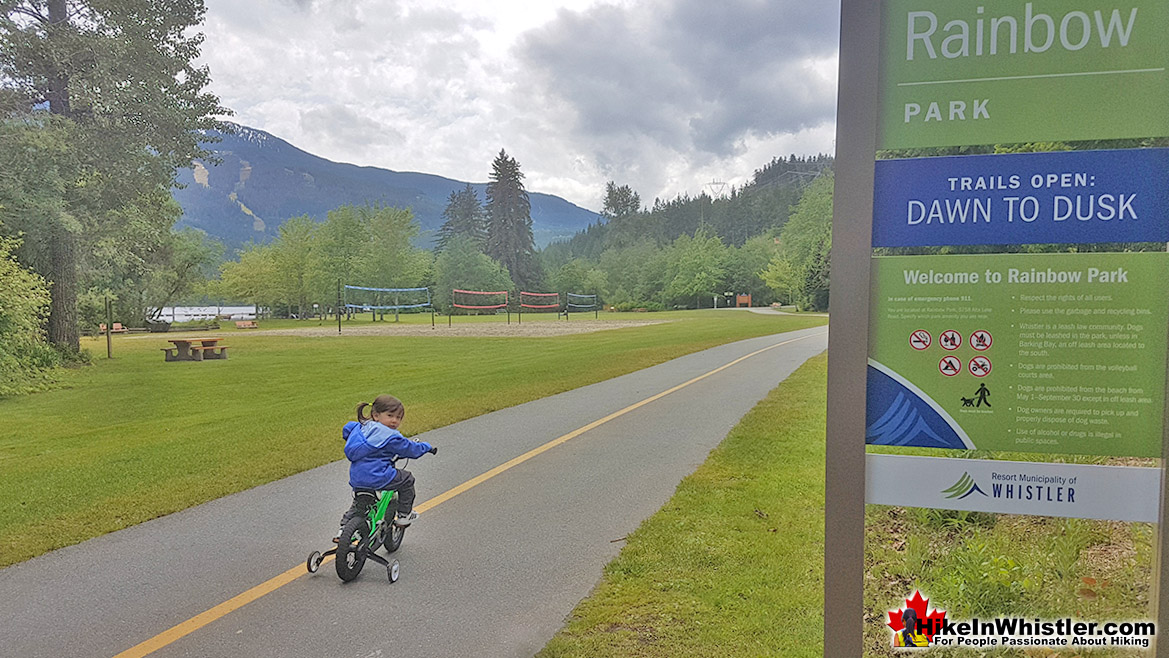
top-left (356, 395), bottom-right (404, 423)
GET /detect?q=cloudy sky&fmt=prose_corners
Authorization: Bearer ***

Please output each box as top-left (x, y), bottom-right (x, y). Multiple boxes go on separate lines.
top-left (197, 0), bottom-right (840, 212)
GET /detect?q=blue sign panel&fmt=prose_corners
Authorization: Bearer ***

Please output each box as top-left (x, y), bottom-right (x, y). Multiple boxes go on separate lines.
top-left (873, 149), bottom-right (1169, 248)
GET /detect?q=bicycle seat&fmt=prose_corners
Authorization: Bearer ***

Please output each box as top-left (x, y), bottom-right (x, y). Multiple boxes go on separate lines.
top-left (353, 490), bottom-right (380, 503)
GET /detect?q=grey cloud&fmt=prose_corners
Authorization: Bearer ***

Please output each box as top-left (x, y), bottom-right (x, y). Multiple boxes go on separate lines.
top-left (519, 0), bottom-right (839, 158)
top-left (197, 1), bottom-right (839, 210)
top-left (299, 105), bottom-right (405, 155)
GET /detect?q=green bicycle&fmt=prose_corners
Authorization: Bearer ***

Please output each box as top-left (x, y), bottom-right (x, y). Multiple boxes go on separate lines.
top-left (307, 487), bottom-right (407, 583)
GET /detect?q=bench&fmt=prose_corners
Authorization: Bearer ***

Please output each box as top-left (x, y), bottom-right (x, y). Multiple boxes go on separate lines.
top-left (235, 321), bottom-right (258, 329)
top-left (161, 345), bottom-right (229, 361)
top-left (192, 345), bottom-right (229, 360)
top-left (100, 323), bottom-right (128, 333)
top-left (163, 337), bottom-right (228, 361)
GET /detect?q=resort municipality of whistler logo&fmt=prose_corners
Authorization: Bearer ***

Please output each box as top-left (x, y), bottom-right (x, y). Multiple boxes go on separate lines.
top-left (942, 472), bottom-right (988, 499)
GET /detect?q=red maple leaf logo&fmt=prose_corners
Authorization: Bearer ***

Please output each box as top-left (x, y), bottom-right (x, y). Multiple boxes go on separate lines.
top-left (887, 590), bottom-right (947, 641)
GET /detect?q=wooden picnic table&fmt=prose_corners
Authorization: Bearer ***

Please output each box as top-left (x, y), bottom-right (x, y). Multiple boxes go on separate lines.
top-left (162, 337), bottom-right (230, 362)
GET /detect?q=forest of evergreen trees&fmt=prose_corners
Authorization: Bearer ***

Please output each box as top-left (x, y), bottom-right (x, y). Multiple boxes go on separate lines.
top-left (539, 154), bottom-right (835, 311)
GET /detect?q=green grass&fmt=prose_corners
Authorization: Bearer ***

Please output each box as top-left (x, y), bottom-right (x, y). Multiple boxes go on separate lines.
top-left (538, 353), bottom-right (828, 658)
top-left (864, 454), bottom-right (1154, 656)
top-left (0, 310), bottom-right (825, 567)
top-left (864, 508), bottom-right (1153, 657)
top-left (536, 349), bottom-right (1153, 657)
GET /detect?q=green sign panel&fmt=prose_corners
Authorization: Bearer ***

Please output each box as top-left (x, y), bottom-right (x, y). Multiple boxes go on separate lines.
top-left (879, 0), bottom-right (1169, 149)
top-left (868, 251), bottom-right (1169, 457)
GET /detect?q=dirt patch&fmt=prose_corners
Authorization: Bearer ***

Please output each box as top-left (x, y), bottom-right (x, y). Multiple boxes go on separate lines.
top-left (234, 319), bottom-right (668, 338)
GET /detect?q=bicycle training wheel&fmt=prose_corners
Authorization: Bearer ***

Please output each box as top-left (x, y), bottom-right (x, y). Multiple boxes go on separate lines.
top-left (335, 517), bottom-right (370, 582)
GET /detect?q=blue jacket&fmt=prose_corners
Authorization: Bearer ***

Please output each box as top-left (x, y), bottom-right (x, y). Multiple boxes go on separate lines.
top-left (342, 420), bottom-right (433, 490)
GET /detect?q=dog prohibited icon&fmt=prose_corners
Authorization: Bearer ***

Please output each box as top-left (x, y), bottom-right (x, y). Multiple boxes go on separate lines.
top-left (939, 355), bottom-right (962, 376)
top-left (970, 356), bottom-right (992, 377)
top-left (971, 330), bottom-right (993, 351)
top-left (910, 330), bottom-right (932, 350)
top-left (940, 330), bottom-right (962, 350)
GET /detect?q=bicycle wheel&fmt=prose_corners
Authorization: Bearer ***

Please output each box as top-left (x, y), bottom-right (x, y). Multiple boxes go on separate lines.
top-left (383, 495), bottom-right (405, 553)
top-left (335, 517), bottom-right (370, 582)
top-left (384, 522), bottom-right (406, 553)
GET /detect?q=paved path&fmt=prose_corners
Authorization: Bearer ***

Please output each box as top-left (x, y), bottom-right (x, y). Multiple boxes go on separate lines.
top-left (0, 327), bottom-right (827, 658)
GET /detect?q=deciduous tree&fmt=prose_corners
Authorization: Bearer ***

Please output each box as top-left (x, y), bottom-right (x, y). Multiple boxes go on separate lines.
top-left (216, 243), bottom-right (279, 313)
top-left (663, 228), bottom-right (729, 308)
top-left (0, 231), bottom-right (58, 395)
top-left (761, 173), bottom-right (833, 311)
top-left (433, 235), bottom-right (512, 312)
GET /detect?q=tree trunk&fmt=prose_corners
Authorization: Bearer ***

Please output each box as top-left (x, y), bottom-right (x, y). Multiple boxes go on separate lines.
top-left (46, 228), bottom-right (80, 351)
top-left (44, 0), bottom-right (78, 351)
top-left (46, 0), bottom-right (70, 116)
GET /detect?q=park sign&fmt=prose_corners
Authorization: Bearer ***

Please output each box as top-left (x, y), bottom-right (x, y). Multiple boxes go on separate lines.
top-left (872, 148), bottom-right (1169, 247)
top-left (878, 0), bottom-right (1169, 149)
top-left (867, 251), bottom-right (1169, 457)
top-left (828, 0), bottom-right (1169, 653)
top-left (866, 454), bottom-right (1161, 522)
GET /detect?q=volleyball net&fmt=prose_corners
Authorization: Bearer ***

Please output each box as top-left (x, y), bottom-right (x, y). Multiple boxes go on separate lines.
top-left (566, 292), bottom-right (598, 319)
top-left (343, 285), bottom-right (432, 311)
top-left (566, 293), bottom-right (598, 310)
top-left (452, 288), bottom-right (509, 311)
top-left (519, 291), bottom-right (560, 311)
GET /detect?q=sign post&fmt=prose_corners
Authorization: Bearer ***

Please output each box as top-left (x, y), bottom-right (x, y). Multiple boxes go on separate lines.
top-left (105, 297), bottom-right (113, 359)
top-left (824, 0), bottom-right (880, 654)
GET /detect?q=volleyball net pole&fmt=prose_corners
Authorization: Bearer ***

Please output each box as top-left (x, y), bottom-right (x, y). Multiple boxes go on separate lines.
top-left (518, 291), bottom-right (560, 324)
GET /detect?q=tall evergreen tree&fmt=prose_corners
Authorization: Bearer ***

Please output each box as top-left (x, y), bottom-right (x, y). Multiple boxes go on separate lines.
top-left (436, 183), bottom-right (486, 253)
top-left (601, 181), bottom-right (641, 221)
top-left (0, 0), bottom-right (229, 350)
top-left (484, 149), bottom-right (538, 289)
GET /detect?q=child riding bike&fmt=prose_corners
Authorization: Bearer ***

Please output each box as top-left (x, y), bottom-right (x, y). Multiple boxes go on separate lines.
top-left (336, 394), bottom-right (436, 541)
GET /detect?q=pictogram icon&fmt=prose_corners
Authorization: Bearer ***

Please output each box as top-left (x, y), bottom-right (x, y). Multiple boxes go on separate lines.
top-left (939, 355), bottom-right (962, 376)
top-left (969, 356), bottom-right (992, 377)
top-left (940, 330), bottom-right (962, 350)
top-left (910, 329), bottom-right (932, 350)
top-left (971, 330), bottom-right (992, 351)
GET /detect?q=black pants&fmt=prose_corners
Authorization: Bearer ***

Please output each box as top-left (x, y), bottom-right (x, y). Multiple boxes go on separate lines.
top-left (339, 469), bottom-right (416, 527)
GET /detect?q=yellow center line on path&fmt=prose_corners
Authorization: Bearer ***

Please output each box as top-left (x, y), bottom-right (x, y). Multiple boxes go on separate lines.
top-left (112, 330), bottom-right (826, 658)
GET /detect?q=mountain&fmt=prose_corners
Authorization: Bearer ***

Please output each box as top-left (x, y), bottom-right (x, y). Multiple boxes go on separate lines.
top-left (171, 123), bottom-right (600, 252)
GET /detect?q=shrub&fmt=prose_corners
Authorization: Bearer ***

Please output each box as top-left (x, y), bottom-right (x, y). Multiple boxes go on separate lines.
top-left (0, 235), bottom-right (60, 396)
